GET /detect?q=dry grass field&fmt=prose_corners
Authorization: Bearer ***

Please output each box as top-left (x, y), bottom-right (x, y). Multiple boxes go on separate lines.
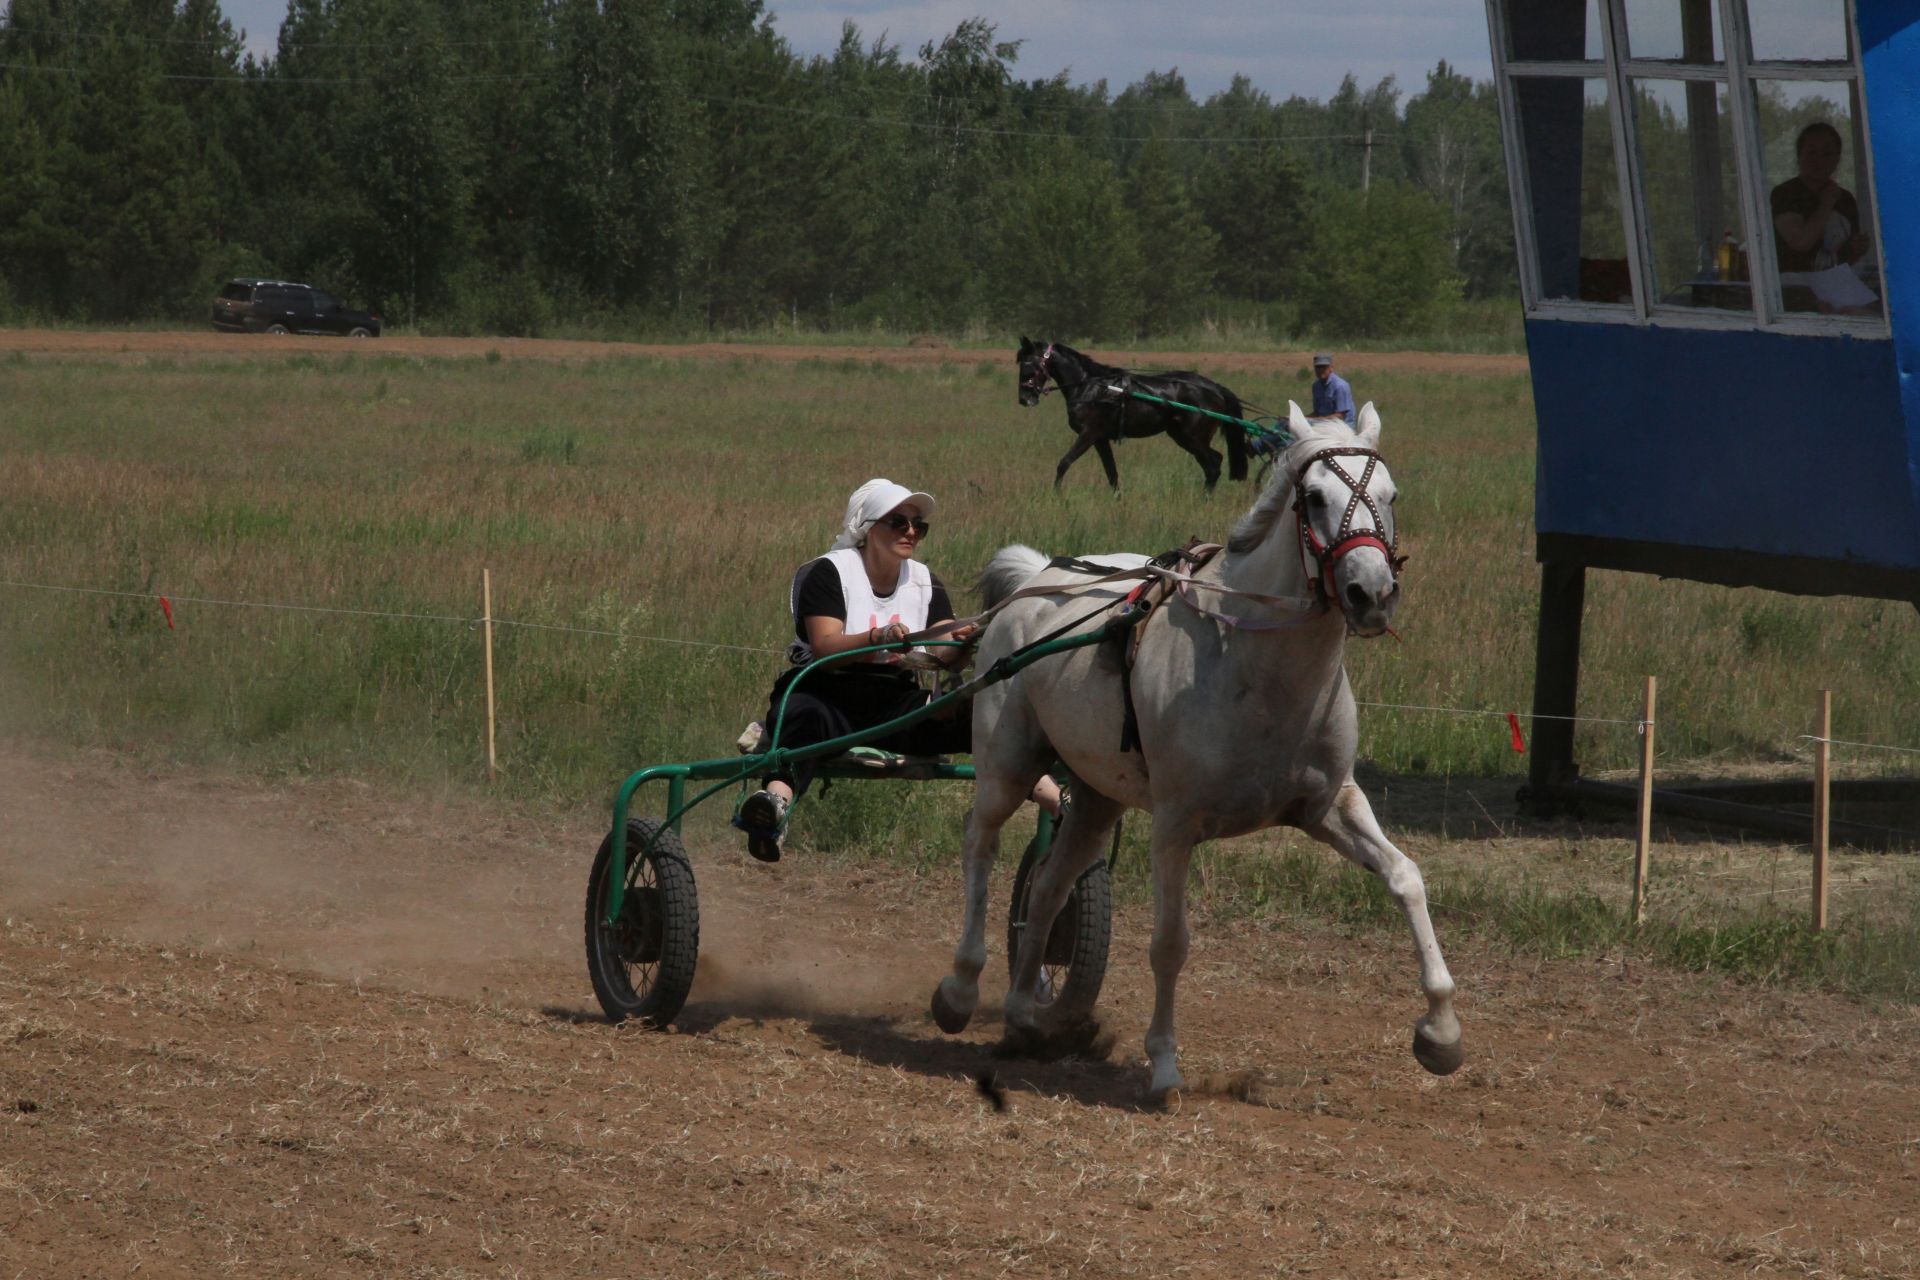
top-left (3, 331), bottom-right (1919, 1277)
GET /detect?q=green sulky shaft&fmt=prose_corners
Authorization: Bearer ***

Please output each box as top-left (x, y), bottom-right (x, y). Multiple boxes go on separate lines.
top-left (1124, 388), bottom-right (1291, 447)
top-left (602, 617), bottom-right (1142, 923)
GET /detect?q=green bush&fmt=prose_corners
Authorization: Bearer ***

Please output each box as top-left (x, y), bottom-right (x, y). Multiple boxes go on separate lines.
top-left (1299, 183), bottom-right (1463, 338)
top-left (440, 266), bottom-right (557, 338)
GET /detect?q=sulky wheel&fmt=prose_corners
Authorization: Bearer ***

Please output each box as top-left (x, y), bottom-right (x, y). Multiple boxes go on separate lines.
top-left (585, 817), bottom-right (699, 1027)
top-left (1006, 832), bottom-right (1111, 1010)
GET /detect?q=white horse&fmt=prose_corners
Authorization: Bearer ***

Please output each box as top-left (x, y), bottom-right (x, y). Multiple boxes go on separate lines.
top-left (932, 405), bottom-right (1462, 1103)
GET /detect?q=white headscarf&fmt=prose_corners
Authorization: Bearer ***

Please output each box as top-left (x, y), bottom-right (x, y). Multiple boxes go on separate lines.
top-left (829, 478), bottom-right (938, 551)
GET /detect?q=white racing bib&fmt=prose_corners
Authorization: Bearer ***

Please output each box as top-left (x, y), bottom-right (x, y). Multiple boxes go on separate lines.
top-left (787, 547), bottom-right (934, 665)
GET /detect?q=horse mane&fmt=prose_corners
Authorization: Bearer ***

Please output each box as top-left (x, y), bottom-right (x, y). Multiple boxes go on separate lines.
top-left (1224, 423), bottom-right (1348, 555)
top-left (1043, 341), bottom-right (1118, 378)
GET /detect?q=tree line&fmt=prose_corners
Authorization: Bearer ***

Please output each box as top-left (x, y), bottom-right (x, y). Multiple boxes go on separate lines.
top-left (0, 0), bottom-right (1517, 339)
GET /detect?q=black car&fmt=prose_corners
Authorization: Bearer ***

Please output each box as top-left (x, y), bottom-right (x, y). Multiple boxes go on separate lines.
top-left (212, 279), bottom-right (382, 337)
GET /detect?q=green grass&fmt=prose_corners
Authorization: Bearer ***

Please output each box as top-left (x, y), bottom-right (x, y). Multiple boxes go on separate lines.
top-left (1190, 828), bottom-right (1920, 1001)
top-left (2, 346), bottom-right (1915, 997)
top-left (30, 299), bottom-right (1528, 355)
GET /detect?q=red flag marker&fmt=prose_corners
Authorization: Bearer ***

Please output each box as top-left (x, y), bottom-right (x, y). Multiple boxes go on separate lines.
top-left (159, 596), bottom-right (175, 630)
top-left (1506, 712), bottom-right (1525, 753)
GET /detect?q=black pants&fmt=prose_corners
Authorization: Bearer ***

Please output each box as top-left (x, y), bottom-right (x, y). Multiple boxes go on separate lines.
top-left (761, 667), bottom-right (970, 797)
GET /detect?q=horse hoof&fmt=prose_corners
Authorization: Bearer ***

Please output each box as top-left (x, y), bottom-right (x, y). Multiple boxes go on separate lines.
top-left (1141, 1070), bottom-right (1186, 1110)
top-left (1047, 1016), bottom-right (1106, 1059)
top-left (993, 1023), bottom-right (1037, 1059)
top-left (1413, 1028), bottom-right (1466, 1076)
top-left (930, 983), bottom-right (973, 1035)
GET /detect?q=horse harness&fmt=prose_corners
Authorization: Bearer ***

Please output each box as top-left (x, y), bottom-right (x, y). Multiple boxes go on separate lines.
top-left (1022, 346), bottom-right (1138, 412)
top-left (920, 448), bottom-right (1402, 755)
top-left (1109, 542), bottom-right (1218, 754)
top-left (1020, 343), bottom-right (1057, 398)
top-left (1292, 446), bottom-right (1405, 611)
top-left (1060, 447), bottom-right (1404, 753)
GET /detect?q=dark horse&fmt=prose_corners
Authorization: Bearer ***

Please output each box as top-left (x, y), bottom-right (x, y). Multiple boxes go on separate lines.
top-left (1017, 337), bottom-right (1249, 491)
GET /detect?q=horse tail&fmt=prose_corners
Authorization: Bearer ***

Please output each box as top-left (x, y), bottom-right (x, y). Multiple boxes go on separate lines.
top-left (1222, 387), bottom-right (1250, 481)
top-left (979, 544), bottom-right (1051, 608)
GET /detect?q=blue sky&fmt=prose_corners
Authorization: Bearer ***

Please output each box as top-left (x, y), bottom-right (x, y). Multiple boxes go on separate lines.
top-left (215, 1), bottom-right (1496, 104)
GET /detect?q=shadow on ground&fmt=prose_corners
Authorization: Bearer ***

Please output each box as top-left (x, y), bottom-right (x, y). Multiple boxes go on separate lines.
top-left (1353, 762), bottom-right (1920, 849)
top-left (663, 994), bottom-right (1156, 1111)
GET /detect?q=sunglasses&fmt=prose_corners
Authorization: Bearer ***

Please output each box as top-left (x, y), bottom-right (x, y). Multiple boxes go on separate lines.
top-left (876, 513), bottom-right (930, 537)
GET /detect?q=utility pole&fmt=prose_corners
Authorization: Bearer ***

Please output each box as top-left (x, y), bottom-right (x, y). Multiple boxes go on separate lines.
top-left (1360, 126), bottom-right (1374, 193)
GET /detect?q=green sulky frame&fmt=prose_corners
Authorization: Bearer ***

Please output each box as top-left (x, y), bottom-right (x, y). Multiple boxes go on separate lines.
top-left (601, 614), bottom-right (1148, 924)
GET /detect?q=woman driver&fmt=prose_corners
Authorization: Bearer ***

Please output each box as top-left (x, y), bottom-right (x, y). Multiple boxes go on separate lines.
top-left (736, 478), bottom-right (1060, 862)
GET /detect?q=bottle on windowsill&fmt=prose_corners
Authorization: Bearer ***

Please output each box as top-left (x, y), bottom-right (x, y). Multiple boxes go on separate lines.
top-left (1716, 231), bottom-right (1737, 282)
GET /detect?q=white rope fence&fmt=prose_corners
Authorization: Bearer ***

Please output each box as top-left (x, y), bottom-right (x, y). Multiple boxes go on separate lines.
top-left (0, 577), bottom-right (785, 654)
top-left (1798, 734), bottom-right (1920, 758)
top-left (0, 575), bottom-right (1877, 746)
top-left (1354, 699), bottom-right (1645, 727)
top-left (0, 574), bottom-right (1668, 733)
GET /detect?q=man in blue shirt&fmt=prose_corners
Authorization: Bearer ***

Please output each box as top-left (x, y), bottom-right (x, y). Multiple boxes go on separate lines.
top-left (1310, 352), bottom-right (1355, 425)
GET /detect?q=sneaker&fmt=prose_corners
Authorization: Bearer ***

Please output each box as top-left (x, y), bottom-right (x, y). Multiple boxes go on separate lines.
top-left (736, 789), bottom-right (790, 863)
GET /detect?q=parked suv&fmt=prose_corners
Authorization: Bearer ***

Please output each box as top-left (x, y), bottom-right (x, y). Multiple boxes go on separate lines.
top-left (212, 279), bottom-right (382, 337)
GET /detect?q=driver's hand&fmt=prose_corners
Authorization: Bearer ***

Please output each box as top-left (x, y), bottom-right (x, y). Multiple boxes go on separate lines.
top-left (946, 622), bottom-right (979, 643)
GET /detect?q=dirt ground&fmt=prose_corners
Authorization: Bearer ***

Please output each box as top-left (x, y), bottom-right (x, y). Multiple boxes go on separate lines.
top-left (2, 742), bottom-right (1916, 1279)
top-left (0, 327), bottom-right (1529, 378)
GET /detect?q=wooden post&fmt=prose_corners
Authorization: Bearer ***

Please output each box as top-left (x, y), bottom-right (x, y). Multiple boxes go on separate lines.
top-left (1811, 689), bottom-right (1831, 932)
top-left (482, 568), bottom-right (498, 784)
top-left (1632, 675), bottom-right (1657, 926)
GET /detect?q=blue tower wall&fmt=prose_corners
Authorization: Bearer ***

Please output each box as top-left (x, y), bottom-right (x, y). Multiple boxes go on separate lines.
top-left (1526, 321), bottom-right (1916, 571)
top-left (1858, 6), bottom-right (1920, 550)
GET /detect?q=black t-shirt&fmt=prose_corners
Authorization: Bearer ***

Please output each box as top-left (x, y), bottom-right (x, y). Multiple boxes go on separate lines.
top-left (791, 558), bottom-right (954, 648)
top-left (1769, 176), bottom-right (1859, 272)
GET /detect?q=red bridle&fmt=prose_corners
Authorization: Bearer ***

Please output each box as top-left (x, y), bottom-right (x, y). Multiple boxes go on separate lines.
top-left (1293, 447), bottom-right (1405, 610)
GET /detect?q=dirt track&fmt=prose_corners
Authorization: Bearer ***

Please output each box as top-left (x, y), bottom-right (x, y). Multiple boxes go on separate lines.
top-left (3, 743), bottom-right (1915, 1278)
top-left (0, 327), bottom-right (1529, 378)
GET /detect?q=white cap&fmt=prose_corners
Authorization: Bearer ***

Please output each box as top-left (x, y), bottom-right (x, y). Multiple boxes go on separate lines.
top-left (831, 478), bottom-right (938, 550)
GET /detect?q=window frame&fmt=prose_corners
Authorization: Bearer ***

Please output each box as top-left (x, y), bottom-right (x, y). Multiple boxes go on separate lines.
top-left (1485, 0), bottom-right (1887, 336)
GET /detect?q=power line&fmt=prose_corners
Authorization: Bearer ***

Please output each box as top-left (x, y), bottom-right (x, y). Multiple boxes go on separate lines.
top-left (1, 21), bottom-right (1414, 118)
top-left (0, 59), bottom-right (562, 85)
top-left (0, 20), bottom-right (550, 51)
top-left (0, 57), bottom-right (1390, 144)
